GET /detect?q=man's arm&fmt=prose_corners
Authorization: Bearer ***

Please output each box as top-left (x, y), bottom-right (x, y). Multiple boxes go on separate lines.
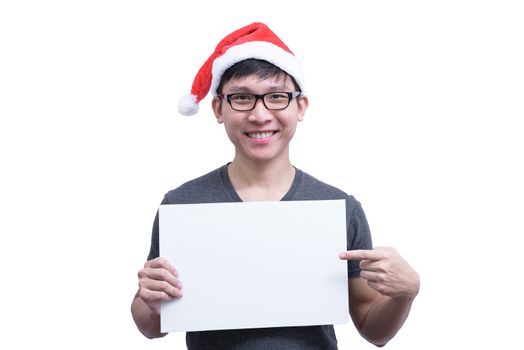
top-left (131, 291), bottom-right (166, 339)
top-left (340, 247), bottom-right (420, 346)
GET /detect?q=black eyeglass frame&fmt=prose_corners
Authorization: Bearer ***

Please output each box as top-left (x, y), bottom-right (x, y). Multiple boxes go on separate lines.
top-left (219, 91), bottom-right (302, 111)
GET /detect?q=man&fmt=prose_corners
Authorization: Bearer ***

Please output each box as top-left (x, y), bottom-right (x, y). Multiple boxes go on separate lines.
top-left (131, 22), bottom-right (420, 349)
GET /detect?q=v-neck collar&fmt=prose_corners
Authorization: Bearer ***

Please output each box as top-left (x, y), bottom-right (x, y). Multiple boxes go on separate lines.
top-left (219, 163), bottom-right (302, 202)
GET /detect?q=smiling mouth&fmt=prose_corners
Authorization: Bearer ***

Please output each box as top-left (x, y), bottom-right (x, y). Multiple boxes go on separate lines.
top-left (246, 131), bottom-right (277, 139)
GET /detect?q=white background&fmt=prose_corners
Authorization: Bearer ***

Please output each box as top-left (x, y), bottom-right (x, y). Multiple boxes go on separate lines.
top-left (1, 1), bottom-right (523, 349)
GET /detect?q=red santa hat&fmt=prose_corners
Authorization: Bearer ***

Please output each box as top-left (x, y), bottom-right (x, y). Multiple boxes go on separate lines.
top-left (178, 22), bottom-right (305, 116)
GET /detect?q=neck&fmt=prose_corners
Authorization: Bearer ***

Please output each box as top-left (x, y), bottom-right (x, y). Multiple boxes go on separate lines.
top-left (227, 155), bottom-right (295, 201)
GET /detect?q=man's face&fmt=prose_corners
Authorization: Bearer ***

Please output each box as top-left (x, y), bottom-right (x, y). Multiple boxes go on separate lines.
top-left (212, 74), bottom-right (308, 164)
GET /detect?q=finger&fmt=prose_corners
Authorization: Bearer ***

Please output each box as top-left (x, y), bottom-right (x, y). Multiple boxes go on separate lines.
top-left (360, 270), bottom-right (385, 282)
top-left (359, 259), bottom-right (384, 272)
top-left (139, 286), bottom-right (182, 305)
top-left (144, 257), bottom-right (179, 277)
top-left (138, 267), bottom-right (182, 289)
top-left (140, 279), bottom-right (184, 298)
top-left (359, 269), bottom-right (373, 281)
top-left (366, 280), bottom-right (380, 292)
top-left (339, 249), bottom-right (382, 261)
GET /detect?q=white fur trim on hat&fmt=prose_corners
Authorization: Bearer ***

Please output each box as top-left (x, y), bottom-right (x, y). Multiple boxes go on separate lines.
top-left (210, 41), bottom-right (305, 96)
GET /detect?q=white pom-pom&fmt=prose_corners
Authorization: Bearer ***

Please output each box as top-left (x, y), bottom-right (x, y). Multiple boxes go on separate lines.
top-left (178, 94), bottom-right (199, 116)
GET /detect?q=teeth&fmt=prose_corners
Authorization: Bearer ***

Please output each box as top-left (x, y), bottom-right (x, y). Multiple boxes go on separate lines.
top-left (248, 131), bottom-right (274, 139)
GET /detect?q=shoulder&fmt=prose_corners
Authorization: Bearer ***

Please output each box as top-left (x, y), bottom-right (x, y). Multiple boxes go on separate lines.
top-left (295, 169), bottom-right (360, 207)
top-left (162, 166), bottom-right (231, 204)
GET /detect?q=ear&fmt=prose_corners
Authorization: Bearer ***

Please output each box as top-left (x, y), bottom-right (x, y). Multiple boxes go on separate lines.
top-left (296, 95), bottom-right (308, 122)
top-left (212, 97), bottom-right (224, 124)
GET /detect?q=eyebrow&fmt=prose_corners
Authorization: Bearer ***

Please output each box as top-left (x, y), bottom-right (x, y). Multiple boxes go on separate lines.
top-left (225, 84), bottom-right (290, 93)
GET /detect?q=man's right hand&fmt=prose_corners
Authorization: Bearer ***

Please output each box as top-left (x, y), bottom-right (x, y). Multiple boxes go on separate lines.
top-left (137, 257), bottom-right (183, 314)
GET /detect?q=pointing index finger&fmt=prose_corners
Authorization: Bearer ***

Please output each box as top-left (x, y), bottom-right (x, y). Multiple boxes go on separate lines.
top-left (339, 249), bottom-right (381, 261)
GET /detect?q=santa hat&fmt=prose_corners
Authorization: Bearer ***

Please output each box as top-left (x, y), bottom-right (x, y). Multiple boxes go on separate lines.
top-left (178, 22), bottom-right (305, 116)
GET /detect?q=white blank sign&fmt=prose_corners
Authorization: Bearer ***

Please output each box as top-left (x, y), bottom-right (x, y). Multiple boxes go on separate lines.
top-left (159, 199), bottom-right (349, 332)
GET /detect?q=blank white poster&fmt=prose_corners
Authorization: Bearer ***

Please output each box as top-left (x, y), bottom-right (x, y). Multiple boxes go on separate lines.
top-left (159, 199), bottom-right (348, 332)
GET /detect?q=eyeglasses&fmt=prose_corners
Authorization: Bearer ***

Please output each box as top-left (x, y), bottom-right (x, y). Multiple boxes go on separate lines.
top-left (219, 91), bottom-right (301, 111)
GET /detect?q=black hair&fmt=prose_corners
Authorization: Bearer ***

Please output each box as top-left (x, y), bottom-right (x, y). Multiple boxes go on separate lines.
top-left (216, 59), bottom-right (301, 94)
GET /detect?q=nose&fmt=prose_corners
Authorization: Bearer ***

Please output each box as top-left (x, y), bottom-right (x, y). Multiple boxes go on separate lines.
top-left (247, 98), bottom-right (274, 124)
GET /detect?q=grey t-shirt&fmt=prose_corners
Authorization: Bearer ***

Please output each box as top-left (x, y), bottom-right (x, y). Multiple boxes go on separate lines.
top-left (147, 164), bottom-right (372, 350)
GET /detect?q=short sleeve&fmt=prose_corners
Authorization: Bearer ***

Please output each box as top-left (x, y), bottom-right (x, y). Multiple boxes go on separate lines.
top-left (146, 195), bottom-right (169, 261)
top-left (346, 200), bottom-right (373, 277)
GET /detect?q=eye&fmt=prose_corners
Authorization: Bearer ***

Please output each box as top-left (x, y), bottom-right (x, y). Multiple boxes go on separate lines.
top-left (230, 94), bottom-right (255, 104)
top-left (266, 93), bottom-right (288, 101)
